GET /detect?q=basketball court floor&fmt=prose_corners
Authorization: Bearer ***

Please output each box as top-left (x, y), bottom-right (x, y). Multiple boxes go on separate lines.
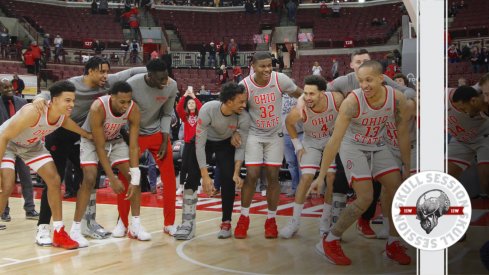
top-left (0, 186), bottom-right (486, 274)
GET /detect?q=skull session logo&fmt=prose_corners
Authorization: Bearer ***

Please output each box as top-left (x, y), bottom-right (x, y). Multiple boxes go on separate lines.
top-left (392, 171), bottom-right (472, 250)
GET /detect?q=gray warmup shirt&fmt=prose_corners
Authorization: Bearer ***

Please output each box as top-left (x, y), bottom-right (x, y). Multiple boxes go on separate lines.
top-left (126, 73), bottom-right (178, 135)
top-left (195, 101), bottom-right (251, 169)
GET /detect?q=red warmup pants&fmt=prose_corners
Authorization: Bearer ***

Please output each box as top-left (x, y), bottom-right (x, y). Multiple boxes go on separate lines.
top-left (117, 132), bottom-right (176, 227)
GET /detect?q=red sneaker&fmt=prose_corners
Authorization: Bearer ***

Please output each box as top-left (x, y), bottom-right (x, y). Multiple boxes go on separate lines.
top-left (234, 215), bottom-right (250, 239)
top-left (357, 218), bottom-right (376, 238)
top-left (52, 226), bottom-right (79, 250)
top-left (319, 235), bottom-right (351, 265)
top-left (264, 218), bottom-right (278, 239)
top-left (385, 240), bottom-right (411, 265)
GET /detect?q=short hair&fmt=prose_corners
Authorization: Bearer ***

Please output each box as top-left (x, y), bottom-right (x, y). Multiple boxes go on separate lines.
top-left (220, 82), bottom-right (246, 103)
top-left (146, 58), bottom-right (168, 73)
top-left (358, 60), bottom-right (383, 75)
top-left (393, 73), bottom-right (409, 86)
top-left (351, 48), bottom-right (370, 61)
top-left (84, 56), bottom-right (110, 75)
top-left (252, 52), bottom-right (272, 64)
top-left (109, 81), bottom-right (132, 95)
top-left (452, 85), bottom-right (479, 103)
top-left (304, 75), bottom-right (327, 91)
top-left (49, 80), bottom-right (76, 98)
top-left (479, 73), bottom-right (489, 86)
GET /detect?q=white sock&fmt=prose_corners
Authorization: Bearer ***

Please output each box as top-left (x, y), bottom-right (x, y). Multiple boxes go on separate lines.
top-left (267, 210), bottom-right (276, 219)
top-left (322, 203), bottom-right (332, 218)
top-left (325, 232), bottom-right (341, 242)
top-left (241, 207), bottom-right (250, 217)
top-left (292, 203), bottom-right (303, 221)
top-left (53, 221), bottom-right (64, 232)
top-left (131, 216), bottom-right (140, 226)
top-left (71, 221), bottom-right (81, 231)
top-left (388, 236), bottom-right (399, 245)
top-left (383, 217), bottom-right (390, 228)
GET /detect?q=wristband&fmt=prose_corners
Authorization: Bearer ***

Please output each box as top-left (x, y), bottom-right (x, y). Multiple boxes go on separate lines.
top-left (129, 167), bottom-right (141, 186)
top-left (291, 138), bottom-right (303, 154)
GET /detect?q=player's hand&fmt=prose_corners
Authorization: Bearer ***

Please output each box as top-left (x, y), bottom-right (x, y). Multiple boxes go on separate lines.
top-left (157, 141), bottom-right (167, 160)
top-left (231, 131), bottom-right (242, 148)
top-left (84, 132), bottom-right (93, 140)
top-left (125, 184), bottom-right (139, 200)
top-left (297, 148), bottom-right (305, 162)
top-left (109, 177), bottom-right (125, 194)
top-left (233, 173), bottom-right (243, 189)
top-left (202, 176), bottom-right (216, 197)
top-left (32, 98), bottom-right (48, 114)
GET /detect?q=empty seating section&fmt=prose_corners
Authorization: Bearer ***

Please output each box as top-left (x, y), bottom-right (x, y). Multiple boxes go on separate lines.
top-left (449, 0), bottom-right (489, 39)
top-left (447, 61), bottom-right (486, 87)
top-left (290, 52), bottom-right (387, 86)
top-left (296, 4), bottom-right (404, 48)
top-left (0, 61), bottom-right (28, 75)
top-left (0, 0), bottom-right (124, 47)
top-left (173, 67), bottom-right (250, 93)
top-left (152, 10), bottom-right (278, 51)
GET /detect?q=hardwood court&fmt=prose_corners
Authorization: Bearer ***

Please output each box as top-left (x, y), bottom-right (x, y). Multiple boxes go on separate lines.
top-left (0, 197), bottom-right (420, 274)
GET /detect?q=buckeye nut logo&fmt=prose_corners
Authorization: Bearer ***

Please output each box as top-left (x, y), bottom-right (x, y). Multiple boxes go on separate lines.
top-left (392, 171), bottom-right (471, 251)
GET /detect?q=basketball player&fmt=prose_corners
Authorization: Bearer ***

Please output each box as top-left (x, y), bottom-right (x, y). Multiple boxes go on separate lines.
top-left (34, 57), bottom-right (146, 245)
top-left (174, 82), bottom-right (249, 240)
top-left (319, 49), bottom-right (417, 239)
top-left (447, 85), bottom-right (489, 197)
top-left (279, 75), bottom-right (343, 238)
top-left (0, 81), bottom-right (92, 249)
top-left (314, 61), bottom-right (411, 265)
top-left (125, 58), bottom-right (178, 236)
top-left (234, 52), bottom-right (303, 239)
top-left (70, 81), bottom-right (150, 247)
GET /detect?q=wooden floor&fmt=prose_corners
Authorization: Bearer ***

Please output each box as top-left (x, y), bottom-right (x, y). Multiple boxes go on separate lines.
top-left (0, 197), bottom-right (485, 274)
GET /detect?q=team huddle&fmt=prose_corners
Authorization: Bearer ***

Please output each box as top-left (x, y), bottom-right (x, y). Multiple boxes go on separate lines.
top-left (0, 49), bottom-right (485, 267)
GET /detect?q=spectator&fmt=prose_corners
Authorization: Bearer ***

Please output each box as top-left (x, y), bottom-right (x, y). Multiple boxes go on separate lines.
top-left (371, 17), bottom-right (381, 26)
top-left (331, 58), bottom-right (339, 79)
top-left (23, 48), bottom-right (34, 74)
top-left (92, 40), bottom-right (105, 55)
top-left (392, 49), bottom-right (402, 66)
top-left (228, 38), bottom-right (238, 66)
top-left (480, 47), bottom-right (489, 73)
top-left (130, 39), bottom-right (140, 64)
top-left (381, 17), bottom-right (387, 25)
top-left (11, 74), bottom-right (25, 96)
top-left (29, 41), bottom-right (42, 74)
top-left (289, 45), bottom-right (296, 66)
top-left (128, 14), bottom-right (140, 40)
top-left (151, 50), bottom-right (159, 60)
top-left (233, 65), bottom-right (243, 83)
top-left (256, 0), bottom-right (264, 14)
top-left (98, 0), bottom-right (109, 14)
top-left (217, 41), bottom-right (227, 67)
top-left (199, 42), bottom-right (207, 68)
top-left (447, 44), bottom-right (460, 63)
top-left (393, 73), bottom-right (409, 87)
top-left (286, 0), bottom-right (297, 23)
top-left (332, 0), bottom-right (340, 17)
top-left (53, 34), bottom-right (63, 63)
top-left (312, 61), bottom-right (322, 76)
top-left (91, 0), bottom-right (98, 14)
top-left (384, 59), bottom-right (401, 79)
top-left (457, 77), bottom-right (467, 87)
top-left (0, 27), bottom-right (9, 59)
top-left (461, 43), bottom-right (471, 60)
top-left (199, 84), bottom-right (210, 95)
top-left (320, 1), bottom-right (329, 18)
top-left (217, 65), bottom-right (228, 85)
top-left (42, 33), bottom-right (51, 62)
top-left (470, 46), bottom-right (481, 73)
top-left (121, 40), bottom-right (130, 64)
top-left (209, 42), bottom-right (217, 68)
